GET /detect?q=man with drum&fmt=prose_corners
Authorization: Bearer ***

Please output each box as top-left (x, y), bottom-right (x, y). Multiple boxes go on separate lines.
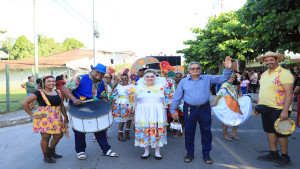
top-left (254, 52), bottom-right (293, 167)
top-left (62, 63), bottom-right (118, 160)
top-left (170, 56), bottom-right (232, 164)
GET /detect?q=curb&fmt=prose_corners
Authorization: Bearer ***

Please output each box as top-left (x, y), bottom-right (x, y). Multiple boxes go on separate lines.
top-left (0, 116), bottom-right (32, 128)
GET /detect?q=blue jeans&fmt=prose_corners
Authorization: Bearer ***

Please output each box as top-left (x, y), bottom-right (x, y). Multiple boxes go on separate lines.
top-left (183, 103), bottom-right (212, 158)
top-left (73, 129), bottom-right (111, 154)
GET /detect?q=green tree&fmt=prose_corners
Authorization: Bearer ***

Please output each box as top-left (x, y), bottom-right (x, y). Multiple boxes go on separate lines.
top-left (237, 0), bottom-right (300, 54)
top-left (177, 11), bottom-right (253, 71)
top-left (1, 37), bottom-right (16, 54)
top-left (61, 38), bottom-right (84, 51)
top-left (38, 34), bottom-right (60, 57)
top-left (10, 35), bottom-right (34, 60)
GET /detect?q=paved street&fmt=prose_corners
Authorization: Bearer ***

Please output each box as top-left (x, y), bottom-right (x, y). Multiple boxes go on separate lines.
top-left (0, 96), bottom-right (299, 169)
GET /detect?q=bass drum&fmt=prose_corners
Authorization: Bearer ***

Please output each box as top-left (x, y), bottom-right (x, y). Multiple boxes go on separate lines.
top-left (69, 100), bottom-right (113, 133)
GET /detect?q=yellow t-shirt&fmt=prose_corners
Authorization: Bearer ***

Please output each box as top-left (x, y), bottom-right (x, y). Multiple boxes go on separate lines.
top-left (258, 66), bottom-right (293, 110)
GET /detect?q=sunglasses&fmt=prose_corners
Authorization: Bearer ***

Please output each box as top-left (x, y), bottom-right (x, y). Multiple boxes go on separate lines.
top-left (145, 76), bottom-right (155, 78)
top-left (104, 77), bottom-right (111, 79)
top-left (190, 67), bottom-right (201, 71)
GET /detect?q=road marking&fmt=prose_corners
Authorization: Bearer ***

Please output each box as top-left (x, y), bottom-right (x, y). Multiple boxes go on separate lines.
top-left (214, 137), bottom-right (260, 169)
top-left (211, 128), bottom-right (300, 133)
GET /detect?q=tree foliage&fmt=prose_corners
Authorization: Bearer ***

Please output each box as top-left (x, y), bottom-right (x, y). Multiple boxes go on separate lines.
top-left (10, 35), bottom-right (34, 60)
top-left (237, 0), bottom-right (300, 54)
top-left (1, 37), bottom-right (16, 55)
top-left (61, 38), bottom-right (84, 51)
top-left (7, 35), bottom-right (85, 60)
top-left (38, 34), bottom-right (60, 57)
top-left (177, 11), bottom-right (253, 70)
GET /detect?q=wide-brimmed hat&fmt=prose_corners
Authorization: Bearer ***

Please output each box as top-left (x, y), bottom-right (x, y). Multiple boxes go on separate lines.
top-left (256, 52), bottom-right (285, 62)
top-left (90, 63), bottom-right (108, 73)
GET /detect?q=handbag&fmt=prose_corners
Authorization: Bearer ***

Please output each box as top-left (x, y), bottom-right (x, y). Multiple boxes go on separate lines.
top-left (170, 119), bottom-right (182, 133)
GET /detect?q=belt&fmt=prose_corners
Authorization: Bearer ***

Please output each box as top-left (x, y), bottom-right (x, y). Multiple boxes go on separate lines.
top-left (186, 101), bottom-right (209, 117)
top-left (187, 101), bottom-right (209, 109)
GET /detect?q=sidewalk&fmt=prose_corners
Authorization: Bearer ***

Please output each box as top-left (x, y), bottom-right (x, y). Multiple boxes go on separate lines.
top-left (0, 93), bottom-right (298, 128)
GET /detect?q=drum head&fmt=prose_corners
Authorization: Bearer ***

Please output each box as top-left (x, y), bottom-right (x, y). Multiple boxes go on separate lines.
top-left (70, 100), bottom-right (111, 118)
top-left (274, 118), bottom-right (295, 135)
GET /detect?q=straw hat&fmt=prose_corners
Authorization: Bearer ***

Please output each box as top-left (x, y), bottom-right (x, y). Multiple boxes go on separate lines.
top-left (256, 52), bottom-right (285, 62)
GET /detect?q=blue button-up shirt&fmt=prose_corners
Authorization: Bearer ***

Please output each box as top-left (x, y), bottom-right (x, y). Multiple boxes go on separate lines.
top-left (170, 69), bottom-right (232, 114)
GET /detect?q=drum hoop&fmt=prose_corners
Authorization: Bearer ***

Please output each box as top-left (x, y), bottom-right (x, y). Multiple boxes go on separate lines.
top-left (70, 111), bottom-right (111, 119)
top-left (274, 118), bottom-right (295, 135)
top-left (69, 111), bottom-right (114, 133)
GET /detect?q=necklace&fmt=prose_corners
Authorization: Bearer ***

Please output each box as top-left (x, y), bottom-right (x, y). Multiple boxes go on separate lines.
top-left (146, 84), bottom-right (155, 90)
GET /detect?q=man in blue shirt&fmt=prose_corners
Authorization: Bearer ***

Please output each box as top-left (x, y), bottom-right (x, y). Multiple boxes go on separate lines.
top-left (170, 56), bottom-right (232, 164)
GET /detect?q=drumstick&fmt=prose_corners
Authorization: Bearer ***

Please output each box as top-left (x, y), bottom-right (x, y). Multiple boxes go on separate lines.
top-left (82, 98), bottom-right (99, 103)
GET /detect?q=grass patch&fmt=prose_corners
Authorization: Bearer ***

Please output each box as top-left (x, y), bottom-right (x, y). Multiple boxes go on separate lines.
top-left (0, 89), bottom-right (27, 113)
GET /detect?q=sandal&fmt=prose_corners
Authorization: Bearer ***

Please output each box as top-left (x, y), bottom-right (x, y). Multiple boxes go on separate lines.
top-left (77, 152), bottom-right (87, 160)
top-left (224, 136), bottom-right (232, 141)
top-left (203, 156), bottom-right (213, 164)
top-left (229, 133), bottom-right (240, 140)
top-left (184, 155), bottom-right (194, 163)
top-left (102, 149), bottom-right (118, 157)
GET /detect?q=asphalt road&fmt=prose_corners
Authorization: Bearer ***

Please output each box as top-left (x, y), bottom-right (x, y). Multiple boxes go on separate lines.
top-left (1, 97), bottom-right (299, 169)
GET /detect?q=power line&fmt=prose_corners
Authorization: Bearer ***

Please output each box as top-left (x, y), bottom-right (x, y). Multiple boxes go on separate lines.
top-left (60, 0), bottom-right (92, 25)
top-left (52, 0), bottom-right (90, 28)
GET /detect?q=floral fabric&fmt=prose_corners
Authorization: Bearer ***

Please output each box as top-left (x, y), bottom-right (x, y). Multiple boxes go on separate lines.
top-left (32, 90), bottom-right (66, 134)
top-left (135, 122), bottom-right (167, 148)
top-left (112, 84), bottom-right (134, 122)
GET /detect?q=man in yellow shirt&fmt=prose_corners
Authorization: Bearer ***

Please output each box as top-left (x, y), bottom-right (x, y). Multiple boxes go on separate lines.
top-left (254, 52), bottom-right (293, 168)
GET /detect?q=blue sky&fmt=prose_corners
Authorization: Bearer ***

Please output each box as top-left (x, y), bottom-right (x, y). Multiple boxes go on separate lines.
top-left (0, 0), bottom-right (246, 57)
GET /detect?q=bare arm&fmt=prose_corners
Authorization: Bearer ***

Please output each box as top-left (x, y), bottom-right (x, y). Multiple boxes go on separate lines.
top-left (280, 83), bottom-right (293, 120)
top-left (294, 86), bottom-right (300, 95)
top-left (21, 83), bottom-right (28, 90)
top-left (61, 86), bottom-right (83, 105)
top-left (211, 95), bottom-right (221, 107)
top-left (21, 94), bottom-right (46, 119)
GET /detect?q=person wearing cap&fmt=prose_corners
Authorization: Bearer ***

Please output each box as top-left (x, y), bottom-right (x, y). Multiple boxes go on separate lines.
top-left (254, 52), bottom-right (293, 167)
top-left (62, 63), bottom-right (118, 160)
top-left (170, 56), bottom-right (232, 164)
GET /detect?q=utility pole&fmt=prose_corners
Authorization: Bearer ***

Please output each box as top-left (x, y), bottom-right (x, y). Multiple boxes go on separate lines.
top-left (221, 0), bottom-right (224, 13)
top-left (33, 0), bottom-right (39, 78)
top-left (93, 0), bottom-right (96, 66)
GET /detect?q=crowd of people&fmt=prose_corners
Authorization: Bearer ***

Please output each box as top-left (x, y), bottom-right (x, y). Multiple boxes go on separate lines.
top-left (21, 52), bottom-right (298, 168)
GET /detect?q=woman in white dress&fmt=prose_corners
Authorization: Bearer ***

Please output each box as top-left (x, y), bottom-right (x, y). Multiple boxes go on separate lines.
top-left (211, 74), bottom-right (252, 140)
top-left (112, 74), bottom-right (134, 141)
top-left (133, 69), bottom-right (173, 160)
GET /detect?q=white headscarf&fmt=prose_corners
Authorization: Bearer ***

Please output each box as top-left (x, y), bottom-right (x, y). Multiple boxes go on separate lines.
top-left (137, 69), bottom-right (168, 86)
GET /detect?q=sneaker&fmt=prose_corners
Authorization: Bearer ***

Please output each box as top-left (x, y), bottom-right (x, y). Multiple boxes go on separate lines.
top-left (257, 151), bottom-right (280, 162)
top-left (274, 154), bottom-right (291, 168)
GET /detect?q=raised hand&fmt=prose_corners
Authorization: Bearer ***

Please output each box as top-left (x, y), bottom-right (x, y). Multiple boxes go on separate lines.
top-left (223, 56), bottom-right (232, 69)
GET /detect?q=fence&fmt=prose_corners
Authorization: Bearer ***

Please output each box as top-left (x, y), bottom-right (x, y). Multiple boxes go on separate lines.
top-left (0, 64), bottom-right (76, 113)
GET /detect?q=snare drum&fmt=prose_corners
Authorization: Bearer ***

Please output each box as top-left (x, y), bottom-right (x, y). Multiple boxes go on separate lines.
top-left (69, 100), bottom-right (113, 133)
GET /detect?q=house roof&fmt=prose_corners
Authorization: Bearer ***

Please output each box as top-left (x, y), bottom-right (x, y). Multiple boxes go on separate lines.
top-left (0, 48), bottom-right (93, 70)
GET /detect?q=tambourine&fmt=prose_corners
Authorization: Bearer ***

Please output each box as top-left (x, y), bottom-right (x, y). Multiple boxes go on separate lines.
top-left (274, 118), bottom-right (295, 135)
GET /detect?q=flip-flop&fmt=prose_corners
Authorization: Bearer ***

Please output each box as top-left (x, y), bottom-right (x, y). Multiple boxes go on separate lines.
top-left (184, 155), bottom-right (194, 163)
top-left (229, 134), bottom-right (240, 140)
top-left (224, 136), bottom-right (232, 141)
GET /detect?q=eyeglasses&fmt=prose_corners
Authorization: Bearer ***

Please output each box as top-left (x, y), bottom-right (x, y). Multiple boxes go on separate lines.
top-left (104, 77), bottom-right (111, 79)
top-left (190, 67), bottom-right (201, 71)
top-left (145, 76), bottom-right (155, 78)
